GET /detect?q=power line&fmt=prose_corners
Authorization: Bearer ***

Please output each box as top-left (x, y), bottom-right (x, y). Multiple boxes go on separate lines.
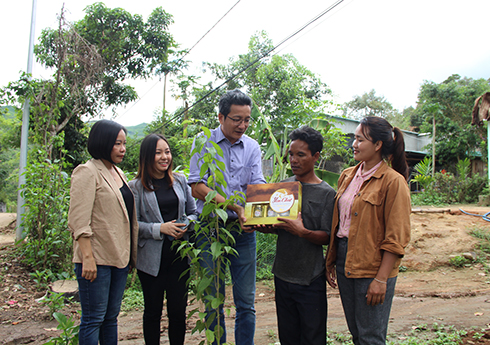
top-left (182, 0), bottom-right (241, 63)
top-left (117, 0), bottom-right (242, 122)
top-left (272, 0), bottom-right (354, 56)
top-left (150, 0), bottom-right (346, 134)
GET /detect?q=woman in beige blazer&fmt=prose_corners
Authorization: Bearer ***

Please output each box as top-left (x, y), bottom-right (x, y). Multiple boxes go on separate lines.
top-left (68, 120), bottom-right (138, 345)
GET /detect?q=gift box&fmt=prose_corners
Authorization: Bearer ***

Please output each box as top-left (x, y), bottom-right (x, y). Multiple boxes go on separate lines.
top-left (244, 181), bottom-right (302, 225)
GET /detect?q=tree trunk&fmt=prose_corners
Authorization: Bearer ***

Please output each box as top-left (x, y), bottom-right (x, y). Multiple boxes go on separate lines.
top-left (50, 280), bottom-right (79, 302)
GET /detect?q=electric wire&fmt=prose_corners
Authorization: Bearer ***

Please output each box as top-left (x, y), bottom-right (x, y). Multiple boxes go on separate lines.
top-left (149, 0), bottom-right (346, 134)
top-left (116, 0), bottom-right (242, 122)
top-left (272, 0), bottom-right (354, 56)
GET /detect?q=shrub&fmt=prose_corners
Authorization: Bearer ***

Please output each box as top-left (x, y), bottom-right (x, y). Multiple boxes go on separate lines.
top-left (43, 312), bottom-right (80, 345)
top-left (411, 157), bottom-right (433, 191)
top-left (17, 153), bottom-right (72, 275)
top-left (411, 161), bottom-right (487, 206)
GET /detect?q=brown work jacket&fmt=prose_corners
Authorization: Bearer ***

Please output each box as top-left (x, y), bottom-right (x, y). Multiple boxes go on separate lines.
top-left (326, 161), bottom-right (411, 278)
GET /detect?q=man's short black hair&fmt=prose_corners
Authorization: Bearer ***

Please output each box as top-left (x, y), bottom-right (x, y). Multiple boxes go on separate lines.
top-left (289, 126), bottom-right (324, 155)
top-left (87, 119), bottom-right (127, 163)
top-left (218, 89), bottom-right (252, 117)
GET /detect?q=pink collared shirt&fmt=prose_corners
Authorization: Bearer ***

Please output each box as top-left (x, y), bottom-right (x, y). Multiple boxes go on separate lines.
top-left (336, 160), bottom-right (383, 238)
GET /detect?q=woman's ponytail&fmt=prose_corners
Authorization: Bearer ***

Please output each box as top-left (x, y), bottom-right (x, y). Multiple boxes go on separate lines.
top-left (391, 127), bottom-right (409, 180)
top-left (360, 117), bottom-right (409, 180)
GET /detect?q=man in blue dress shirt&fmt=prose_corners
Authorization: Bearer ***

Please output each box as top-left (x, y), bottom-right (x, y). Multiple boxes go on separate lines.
top-left (188, 89), bottom-right (265, 345)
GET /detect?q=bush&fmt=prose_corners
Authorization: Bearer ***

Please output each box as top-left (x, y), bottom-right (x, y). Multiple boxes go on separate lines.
top-left (458, 174), bottom-right (486, 204)
top-left (411, 188), bottom-right (448, 206)
top-left (17, 153), bottom-right (72, 275)
top-left (411, 168), bottom-right (487, 206)
top-left (43, 312), bottom-right (80, 345)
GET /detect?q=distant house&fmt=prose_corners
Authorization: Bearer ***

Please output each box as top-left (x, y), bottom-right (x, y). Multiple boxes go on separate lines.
top-left (324, 116), bottom-right (431, 179)
top-left (261, 116), bottom-right (432, 187)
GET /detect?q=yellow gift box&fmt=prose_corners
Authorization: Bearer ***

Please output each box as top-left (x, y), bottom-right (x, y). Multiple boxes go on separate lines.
top-left (244, 181), bottom-right (302, 225)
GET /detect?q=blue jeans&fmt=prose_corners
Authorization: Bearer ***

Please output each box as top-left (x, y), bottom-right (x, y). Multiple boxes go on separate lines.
top-left (75, 263), bottom-right (129, 345)
top-left (336, 237), bottom-right (396, 345)
top-left (196, 222), bottom-right (256, 345)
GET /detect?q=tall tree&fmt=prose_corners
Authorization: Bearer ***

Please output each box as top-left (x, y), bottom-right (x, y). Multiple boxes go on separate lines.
top-left (0, 4), bottom-right (180, 263)
top-left (207, 31), bottom-right (332, 136)
top-left (342, 89), bottom-right (410, 130)
top-left (343, 89), bottom-right (393, 119)
top-left (2, 3), bottom-right (178, 159)
top-left (148, 32), bottom-right (343, 172)
top-left (413, 74), bottom-right (490, 166)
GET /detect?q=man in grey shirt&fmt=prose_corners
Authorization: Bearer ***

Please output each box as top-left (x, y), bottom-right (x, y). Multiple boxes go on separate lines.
top-left (258, 126), bottom-right (335, 345)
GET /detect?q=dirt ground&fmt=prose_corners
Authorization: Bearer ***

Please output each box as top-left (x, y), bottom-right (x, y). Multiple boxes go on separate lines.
top-left (1, 207), bottom-right (490, 345)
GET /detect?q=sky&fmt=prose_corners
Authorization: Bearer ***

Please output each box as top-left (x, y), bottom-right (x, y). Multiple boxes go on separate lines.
top-left (2, 0), bottom-right (490, 126)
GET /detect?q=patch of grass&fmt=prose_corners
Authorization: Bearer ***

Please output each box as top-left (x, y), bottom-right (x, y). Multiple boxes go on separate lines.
top-left (257, 266), bottom-right (274, 281)
top-left (263, 279), bottom-right (275, 290)
top-left (267, 329), bottom-right (278, 344)
top-left (325, 323), bottom-right (473, 344)
top-left (470, 227), bottom-right (490, 242)
top-left (256, 231), bottom-right (276, 281)
top-left (469, 226), bottom-right (490, 273)
top-left (121, 287), bottom-right (144, 312)
top-left (449, 255), bottom-right (472, 268)
top-left (387, 323), bottom-right (467, 344)
top-left (327, 331), bottom-right (353, 344)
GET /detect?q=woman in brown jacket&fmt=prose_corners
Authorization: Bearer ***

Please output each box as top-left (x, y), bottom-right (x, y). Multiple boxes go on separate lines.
top-left (68, 120), bottom-right (138, 345)
top-left (326, 116), bottom-right (411, 345)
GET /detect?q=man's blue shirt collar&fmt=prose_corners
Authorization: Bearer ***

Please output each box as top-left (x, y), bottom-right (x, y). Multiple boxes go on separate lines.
top-left (216, 125), bottom-right (244, 146)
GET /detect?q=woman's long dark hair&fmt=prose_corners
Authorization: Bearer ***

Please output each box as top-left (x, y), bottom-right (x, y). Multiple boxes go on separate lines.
top-left (136, 134), bottom-right (174, 191)
top-left (359, 116), bottom-right (409, 180)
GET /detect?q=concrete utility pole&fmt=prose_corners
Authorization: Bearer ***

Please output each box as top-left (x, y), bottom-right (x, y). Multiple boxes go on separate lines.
top-left (487, 122), bottom-right (490, 183)
top-left (16, 0), bottom-right (37, 241)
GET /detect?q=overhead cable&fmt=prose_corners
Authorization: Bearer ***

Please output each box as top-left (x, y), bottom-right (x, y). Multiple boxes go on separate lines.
top-left (117, 0), bottom-right (242, 121)
top-left (151, 0), bottom-right (345, 133)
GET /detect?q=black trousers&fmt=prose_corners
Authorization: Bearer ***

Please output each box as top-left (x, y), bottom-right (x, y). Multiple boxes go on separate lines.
top-left (274, 274), bottom-right (327, 345)
top-left (138, 240), bottom-right (189, 345)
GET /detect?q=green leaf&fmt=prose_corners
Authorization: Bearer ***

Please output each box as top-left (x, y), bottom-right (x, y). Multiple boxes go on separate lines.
top-left (203, 127), bottom-right (211, 138)
top-left (202, 204), bottom-right (215, 217)
top-left (210, 141), bottom-right (224, 158)
top-left (205, 329), bottom-right (215, 343)
top-left (264, 141), bottom-right (278, 160)
top-left (308, 118), bottom-right (331, 131)
top-left (53, 311), bottom-right (67, 325)
top-left (210, 297), bottom-right (221, 309)
top-left (205, 190), bottom-right (217, 203)
top-left (199, 162), bottom-right (209, 179)
top-left (196, 276), bottom-right (213, 293)
top-left (210, 241), bottom-right (223, 259)
top-left (215, 208), bottom-right (228, 223)
top-left (216, 160), bottom-right (226, 171)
